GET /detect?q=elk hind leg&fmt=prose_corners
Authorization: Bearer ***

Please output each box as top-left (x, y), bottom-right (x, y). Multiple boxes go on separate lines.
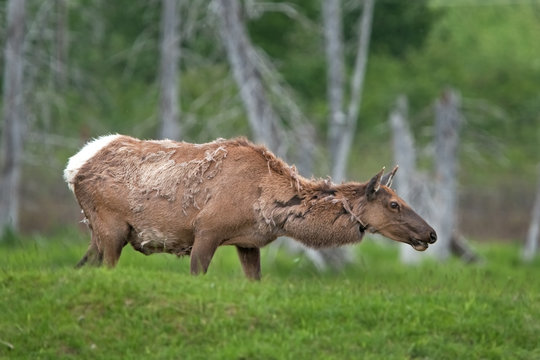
top-left (236, 246), bottom-right (261, 281)
top-left (83, 212), bottom-right (129, 268)
top-left (76, 233), bottom-right (103, 268)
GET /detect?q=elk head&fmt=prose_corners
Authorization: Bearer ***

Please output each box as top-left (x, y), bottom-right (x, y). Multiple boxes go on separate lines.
top-left (357, 166), bottom-right (437, 251)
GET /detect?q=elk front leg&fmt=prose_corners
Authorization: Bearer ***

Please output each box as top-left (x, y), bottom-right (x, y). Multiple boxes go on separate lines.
top-left (190, 235), bottom-right (220, 276)
top-left (236, 246), bottom-right (261, 280)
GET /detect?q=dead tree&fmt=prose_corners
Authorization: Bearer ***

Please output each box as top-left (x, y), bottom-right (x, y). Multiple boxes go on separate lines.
top-left (158, 0), bottom-right (182, 140)
top-left (389, 96), bottom-right (429, 263)
top-left (323, 0), bottom-right (345, 173)
top-left (432, 89), bottom-right (462, 259)
top-left (320, 0), bottom-right (375, 268)
top-left (389, 96), bottom-right (415, 202)
top-left (326, 0), bottom-right (375, 184)
top-left (389, 94), bottom-right (478, 263)
top-left (0, 0), bottom-right (26, 234)
top-left (213, 0), bottom-right (283, 154)
top-left (523, 165), bottom-right (540, 261)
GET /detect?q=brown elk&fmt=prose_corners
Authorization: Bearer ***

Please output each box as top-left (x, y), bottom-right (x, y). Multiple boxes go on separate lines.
top-left (64, 135), bottom-right (436, 280)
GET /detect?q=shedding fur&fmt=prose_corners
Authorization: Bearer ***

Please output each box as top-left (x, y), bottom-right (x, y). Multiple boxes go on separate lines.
top-left (105, 141), bottom-right (228, 213)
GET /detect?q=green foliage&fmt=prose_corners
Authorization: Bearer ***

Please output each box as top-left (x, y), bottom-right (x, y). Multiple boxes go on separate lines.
top-left (1, 232), bottom-right (539, 359)
top-left (243, 0), bottom-right (539, 181)
top-left (247, 0), bottom-right (326, 107)
top-left (359, 1), bottom-right (540, 182)
top-left (355, 0), bottom-right (441, 58)
top-left (68, 0), bottom-right (160, 83)
top-left (246, 0), bottom-right (439, 118)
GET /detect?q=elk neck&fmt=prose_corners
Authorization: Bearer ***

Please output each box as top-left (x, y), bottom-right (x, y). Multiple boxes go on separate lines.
top-left (265, 179), bottom-right (370, 248)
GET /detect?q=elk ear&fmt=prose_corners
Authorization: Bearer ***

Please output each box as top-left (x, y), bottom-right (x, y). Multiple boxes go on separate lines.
top-left (381, 165), bottom-right (399, 187)
top-left (366, 167), bottom-right (385, 201)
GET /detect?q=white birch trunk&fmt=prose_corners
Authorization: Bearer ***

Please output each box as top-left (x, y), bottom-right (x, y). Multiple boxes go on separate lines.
top-left (213, 0), bottom-right (283, 153)
top-left (158, 0), bottom-right (181, 140)
top-left (389, 96), bottom-right (424, 264)
top-left (390, 94), bottom-right (476, 263)
top-left (431, 89), bottom-right (462, 259)
top-left (523, 166), bottom-right (540, 261)
top-left (389, 96), bottom-right (415, 200)
top-left (0, 0), bottom-right (26, 233)
top-left (321, 0), bottom-right (374, 266)
top-left (331, 0), bottom-right (374, 183)
top-left (324, 0), bottom-right (345, 167)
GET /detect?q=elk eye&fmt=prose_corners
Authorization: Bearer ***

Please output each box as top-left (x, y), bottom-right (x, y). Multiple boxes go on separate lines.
top-left (390, 201), bottom-right (400, 210)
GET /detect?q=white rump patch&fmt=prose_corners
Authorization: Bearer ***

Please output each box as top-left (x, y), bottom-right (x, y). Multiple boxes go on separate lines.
top-left (64, 134), bottom-right (122, 192)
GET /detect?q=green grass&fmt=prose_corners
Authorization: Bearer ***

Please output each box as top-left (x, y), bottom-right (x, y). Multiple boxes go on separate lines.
top-left (1, 231), bottom-right (539, 359)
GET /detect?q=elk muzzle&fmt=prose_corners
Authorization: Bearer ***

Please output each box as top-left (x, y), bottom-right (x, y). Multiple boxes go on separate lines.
top-left (409, 229), bottom-right (437, 251)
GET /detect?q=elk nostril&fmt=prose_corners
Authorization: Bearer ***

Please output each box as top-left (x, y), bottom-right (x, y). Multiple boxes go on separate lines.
top-left (429, 231), bottom-right (437, 243)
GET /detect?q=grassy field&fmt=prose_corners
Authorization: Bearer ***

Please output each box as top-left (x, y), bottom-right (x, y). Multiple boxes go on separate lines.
top-left (1, 230), bottom-right (539, 359)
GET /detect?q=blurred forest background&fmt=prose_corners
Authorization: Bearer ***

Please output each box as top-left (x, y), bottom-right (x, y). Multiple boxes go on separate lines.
top-left (0, 0), bottom-right (539, 252)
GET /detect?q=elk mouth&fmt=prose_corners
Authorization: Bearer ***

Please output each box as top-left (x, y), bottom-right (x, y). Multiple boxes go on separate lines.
top-left (409, 238), bottom-right (429, 251)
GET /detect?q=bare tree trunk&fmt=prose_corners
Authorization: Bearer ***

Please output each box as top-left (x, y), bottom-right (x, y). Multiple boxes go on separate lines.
top-left (0, 0), bottom-right (26, 234)
top-left (523, 165), bottom-right (540, 261)
top-left (389, 96), bottom-right (425, 264)
top-left (389, 96), bottom-right (415, 200)
top-left (330, 0), bottom-right (375, 183)
top-left (213, 0), bottom-right (283, 153)
top-left (390, 94), bottom-right (478, 264)
top-left (158, 0), bottom-right (181, 140)
top-left (318, 0), bottom-right (366, 268)
top-left (324, 0), bottom-right (345, 168)
top-left (431, 89), bottom-right (462, 259)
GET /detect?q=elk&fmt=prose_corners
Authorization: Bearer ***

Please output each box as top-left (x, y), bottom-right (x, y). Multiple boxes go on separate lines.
top-left (64, 135), bottom-right (436, 280)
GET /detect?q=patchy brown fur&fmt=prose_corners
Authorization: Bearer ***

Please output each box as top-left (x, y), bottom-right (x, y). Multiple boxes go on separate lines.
top-left (66, 135), bottom-right (436, 279)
